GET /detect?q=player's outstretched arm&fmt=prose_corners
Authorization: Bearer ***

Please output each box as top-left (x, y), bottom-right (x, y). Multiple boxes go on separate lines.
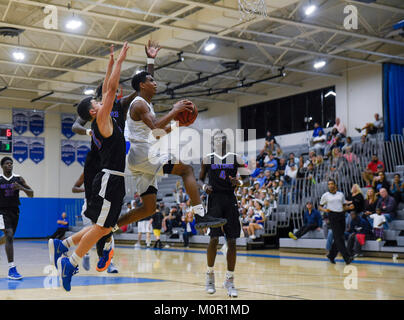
top-left (120, 40), bottom-right (160, 117)
top-left (97, 42), bottom-right (129, 138)
top-left (102, 44), bottom-right (115, 98)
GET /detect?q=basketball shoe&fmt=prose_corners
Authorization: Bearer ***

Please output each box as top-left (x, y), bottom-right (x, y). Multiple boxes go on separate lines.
top-left (48, 239), bottom-right (68, 268)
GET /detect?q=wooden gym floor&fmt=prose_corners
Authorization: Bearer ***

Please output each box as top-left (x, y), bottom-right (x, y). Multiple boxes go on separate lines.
top-left (0, 240), bottom-right (403, 300)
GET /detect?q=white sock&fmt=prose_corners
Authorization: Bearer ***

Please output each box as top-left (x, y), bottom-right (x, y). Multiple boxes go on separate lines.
top-left (104, 238), bottom-right (112, 251)
top-left (69, 252), bottom-right (82, 267)
top-left (8, 262), bottom-right (15, 269)
top-left (193, 204), bottom-right (205, 217)
top-left (207, 267), bottom-right (214, 274)
top-left (62, 237), bottom-right (74, 249)
top-left (226, 271), bottom-right (234, 279)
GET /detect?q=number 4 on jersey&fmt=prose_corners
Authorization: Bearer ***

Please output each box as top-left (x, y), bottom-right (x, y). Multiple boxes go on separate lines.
top-left (219, 170), bottom-right (226, 180)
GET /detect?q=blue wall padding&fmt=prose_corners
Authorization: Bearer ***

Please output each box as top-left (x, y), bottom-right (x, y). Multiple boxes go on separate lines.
top-left (14, 198), bottom-right (84, 238)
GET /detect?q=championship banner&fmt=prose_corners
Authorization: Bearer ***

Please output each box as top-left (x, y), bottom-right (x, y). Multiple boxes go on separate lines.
top-left (29, 137), bottom-right (45, 164)
top-left (61, 113), bottom-right (76, 139)
top-left (29, 110), bottom-right (45, 136)
top-left (76, 140), bottom-right (91, 167)
top-left (12, 109), bottom-right (29, 135)
top-left (61, 140), bottom-right (76, 166)
top-left (12, 136), bottom-right (29, 164)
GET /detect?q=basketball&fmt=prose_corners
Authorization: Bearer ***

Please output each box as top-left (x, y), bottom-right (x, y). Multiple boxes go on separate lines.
top-left (174, 101), bottom-right (198, 126)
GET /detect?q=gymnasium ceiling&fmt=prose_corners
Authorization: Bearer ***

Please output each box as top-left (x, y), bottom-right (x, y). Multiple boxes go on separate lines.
top-left (0, 0), bottom-right (403, 113)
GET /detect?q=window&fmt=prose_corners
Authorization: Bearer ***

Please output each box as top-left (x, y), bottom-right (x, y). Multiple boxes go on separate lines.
top-left (240, 86), bottom-right (336, 140)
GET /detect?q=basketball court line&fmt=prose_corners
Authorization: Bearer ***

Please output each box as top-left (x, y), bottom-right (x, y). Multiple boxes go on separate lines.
top-left (0, 275), bottom-right (165, 290)
top-left (14, 240), bottom-right (404, 268)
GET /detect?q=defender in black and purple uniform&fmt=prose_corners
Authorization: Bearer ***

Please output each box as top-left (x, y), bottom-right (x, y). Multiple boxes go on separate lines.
top-left (0, 156), bottom-right (33, 280)
top-left (198, 131), bottom-right (250, 298)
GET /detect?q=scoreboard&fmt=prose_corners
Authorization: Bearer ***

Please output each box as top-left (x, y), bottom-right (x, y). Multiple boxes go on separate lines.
top-left (0, 125), bottom-right (12, 154)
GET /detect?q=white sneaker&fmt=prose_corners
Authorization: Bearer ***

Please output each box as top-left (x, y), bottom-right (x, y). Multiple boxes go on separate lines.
top-left (164, 244), bottom-right (170, 248)
top-left (249, 235), bottom-right (256, 240)
top-left (205, 272), bottom-right (216, 294)
top-left (107, 262), bottom-right (119, 273)
top-left (223, 277), bottom-right (238, 297)
top-left (82, 254), bottom-right (90, 271)
top-left (134, 242), bottom-right (141, 249)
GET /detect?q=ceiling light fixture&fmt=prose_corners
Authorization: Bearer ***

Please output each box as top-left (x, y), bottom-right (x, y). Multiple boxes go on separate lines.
top-left (325, 91), bottom-right (336, 98)
top-left (305, 4), bottom-right (317, 16)
top-left (314, 60), bottom-right (326, 69)
top-left (84, 88), bottom-right (95, 95)
top-left (204, 42), bottom-right (216, 52)
top-left (12, 50), bottom-right (25, 61)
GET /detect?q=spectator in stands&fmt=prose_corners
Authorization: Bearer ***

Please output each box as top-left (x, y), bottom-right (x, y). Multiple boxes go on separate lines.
top-left (150, 206), bottom-right (164, 249)
top-left (288, 201), bottom-right (322, 240)
top-left (312, 122), bottom-right (324, 138)
top-left (275, 147), bottom-right (284, 159)
top-left (297, 156), bottom-right (306, 179)
top-left (311, 129), bottom-right (327, 156)
top-left (330, 136), bottom-right (344, 154)
top-left (247, 200), bottom-right (265, 240)
top-left (362, 155), bottom-right (385, 187)
top-left (390, 174), bottom-right (404, 205)
top-left (48, 212), bottom-right (69, 240)
top-left (343, 146), bottom-right (358, 164)
top-left (284, 161), bottom-right (298, 187)
top-left (376, 188), bottom-right (397, 222)
top-left (265, 153), bottom-right (278, 173)
top-left (242, 208), bottom-right (254, 237)
top-left (288, 152), bottom-right (299, 165)
top-left (355, 113), bottom-right (383, 137)
top-left (346, 211), bottom-right (373, 258)
top-left (342, 136), bottom-right (353, 153)
top-left (333, 117), bottom-right (346, 137)
top-left (372, 171), bottom-right (390, 194)
top-left (346, 184), bottom-right (365, 214)
top-left (364, 207), bottom-right (386, 242)
top-left (364, 188), bottom-right (378, 216)
top-left (304, 151), bottom-right (317, 168)
top-left (278, 158), bottom-right (287, 177)
top-left (159, 202), bottom-right (170, 216)
top-left (324, 129), bottom-right (338, 157)
top-left (263, 199), bottom-right (271, 217)
top-left (162, 205), bottom-right (182, 234)
top-left (176, 187), bottom-right (190, 204)
top-left (265, 130), bottom-right (278, 153)
top-left (182, 210), bottom-right (196, 248)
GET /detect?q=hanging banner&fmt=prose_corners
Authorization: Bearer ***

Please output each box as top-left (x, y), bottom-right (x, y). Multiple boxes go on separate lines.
top-left (61, 140), bottom-right (76, 166)
top-left (61, 113), bottom-right (76, 139)
top-left (76, 140), bottom-right (91, 167)
top-left (12, 109), bottom-right (29, 135)
top-left (12, 136), bottom-right (29, 164)
top-left (29, 137), bottom-right (45, 164)
top-left (29, 110), bottom-right (45, 136)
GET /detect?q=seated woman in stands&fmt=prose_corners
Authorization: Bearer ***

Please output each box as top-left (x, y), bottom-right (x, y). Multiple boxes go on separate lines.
top-left (247, 200), bottom-right (265, 240)
top-left (364, 188), bottom-right (378, 218)
top-left (242, 208), bottom-right (254, 237)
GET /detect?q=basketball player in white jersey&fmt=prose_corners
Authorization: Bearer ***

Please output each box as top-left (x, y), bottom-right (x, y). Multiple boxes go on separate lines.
top-left (114, 72), bottom-right (227, 230)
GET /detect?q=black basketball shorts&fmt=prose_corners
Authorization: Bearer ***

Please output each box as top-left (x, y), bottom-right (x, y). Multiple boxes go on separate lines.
top-left (207, 193), bottom-right (241, 239)
top-left (85, 170), bottom-right (125, 228)
top-left (0, 207), bottom-right (20, 232)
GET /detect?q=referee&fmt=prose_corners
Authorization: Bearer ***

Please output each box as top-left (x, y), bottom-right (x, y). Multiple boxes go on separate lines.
top-left (319, 179), bottom-right (352, 265)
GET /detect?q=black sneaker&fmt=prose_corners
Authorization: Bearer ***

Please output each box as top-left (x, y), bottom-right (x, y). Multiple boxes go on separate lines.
top-left (326, 254), bottom-right (336, 264)
top-left (195, 215), bottom-right (227, 230)
top-left (345, 256), bottom-right (353, 265)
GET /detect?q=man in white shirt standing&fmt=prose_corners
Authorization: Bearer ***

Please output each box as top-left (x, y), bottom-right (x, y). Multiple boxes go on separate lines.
top-left (319, 179), bottom-right (352, 265)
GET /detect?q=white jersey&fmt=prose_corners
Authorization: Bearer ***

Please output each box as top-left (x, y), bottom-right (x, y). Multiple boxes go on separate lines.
top-left (126, 96), bottom-right (156, 144)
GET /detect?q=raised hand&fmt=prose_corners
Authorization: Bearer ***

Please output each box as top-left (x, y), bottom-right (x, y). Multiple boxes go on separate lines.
top-left (117, 41), bottom-right (129, 63)
top-left (145, 40), bottom-right (161, 59)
